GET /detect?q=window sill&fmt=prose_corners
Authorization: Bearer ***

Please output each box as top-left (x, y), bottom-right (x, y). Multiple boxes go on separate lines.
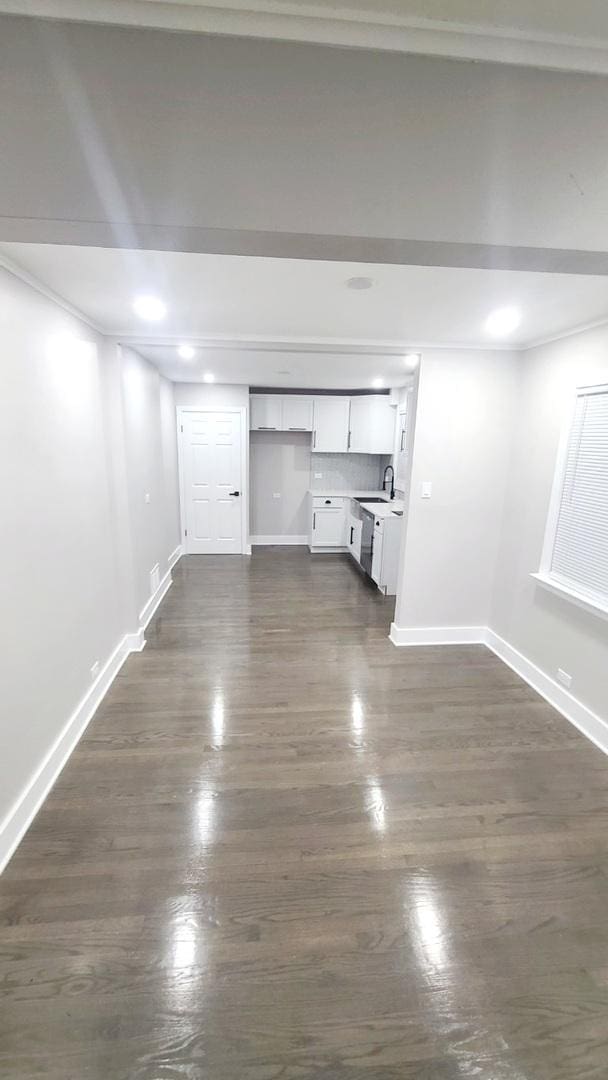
top-left (531, 572), bottom-right (608, 622)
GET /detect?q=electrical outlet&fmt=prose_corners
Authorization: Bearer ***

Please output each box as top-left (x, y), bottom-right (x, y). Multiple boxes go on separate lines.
top-left (557, 668), bottom-right (572, 689)
top-left (90, 660), bottom-right (100, 680)
top-left (272, 492), bottom-right (281, 499)
top-left (314, 473), bottom-right (322, 479)
top-left (144, 492), bottom-right (151, 504)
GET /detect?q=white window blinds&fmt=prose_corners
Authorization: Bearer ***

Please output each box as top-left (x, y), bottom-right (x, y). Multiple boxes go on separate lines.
top-left (549, 386), bottom-right (608, 607)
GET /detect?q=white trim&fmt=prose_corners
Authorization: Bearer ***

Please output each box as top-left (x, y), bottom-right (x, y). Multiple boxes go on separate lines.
top-left (124, 628), bottom-right (146, 652)
top-left (0, 632), bottom-right (137, 873)
top-left (0, 252), bottom-right (103, 334)
top-left (5, 0), bottom-right (608, 76)
top-left (485, 630), bottom-right (608, 757)
top-left (0, 560), bottom-right (179, 873)
top-left (176, 405), bottom-right (248, 555)
top-left (388, 623), bottom-right (608, 756)
top-left (167, 543), bottom-right (183, 570)
top-left (138, 568), bottom-right (172, 628)
top-left (389, 623), bottom-right (487, 646)
top-left (524, 313), bottom-right (608, 352)
top-left (531, 571), bottom-right (608, 622)
top-left (251, 534), bottom-right (308, 546)
top-left (536, 382), bottom-right (608, 618)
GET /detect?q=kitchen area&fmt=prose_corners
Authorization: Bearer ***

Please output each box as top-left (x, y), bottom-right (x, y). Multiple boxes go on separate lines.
top-left (249, 384), bottom-right (414, 596)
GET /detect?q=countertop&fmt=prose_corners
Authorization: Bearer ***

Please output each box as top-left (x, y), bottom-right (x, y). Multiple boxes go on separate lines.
top-left (309, 489), bottom-right (391, 499)
top-left (359, 499), bottom-right (405, 518)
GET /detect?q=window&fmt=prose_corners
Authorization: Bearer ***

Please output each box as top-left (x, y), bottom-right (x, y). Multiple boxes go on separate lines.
top-left (535, 384), bottom-right (608, 618)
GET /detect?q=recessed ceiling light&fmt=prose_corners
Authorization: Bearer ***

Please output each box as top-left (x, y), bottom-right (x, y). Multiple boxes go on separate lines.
top-left (203, 372), bottom-right (215, 383)
top-left (485, 305), bottom-right (521, 338)
top-left (403, 352), bottom-right (420, 367)
top-left (132, 295), bottom-right (167, 321)
top-left (177, 344), bottom-right (195, 360)
top-left (371, 377), bottom-right (384, 388)
top-left (346, 276), bottom-right (374, 290)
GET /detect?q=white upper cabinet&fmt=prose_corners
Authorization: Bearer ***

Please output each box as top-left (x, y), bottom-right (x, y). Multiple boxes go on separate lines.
top-left (282, 396), bottom-right (313, 431)
top-left (312, 396), bottom-right (351, 453)
top-left (349, 395), bottom-right (395, 454)
top-left (395, 405), bottom-right (408, 489)
top-left (250, 394), bottom-right (282, 430)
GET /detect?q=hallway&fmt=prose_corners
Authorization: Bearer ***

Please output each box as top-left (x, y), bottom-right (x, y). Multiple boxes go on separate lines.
top-left (2, 550), bottom-right (608, 1079)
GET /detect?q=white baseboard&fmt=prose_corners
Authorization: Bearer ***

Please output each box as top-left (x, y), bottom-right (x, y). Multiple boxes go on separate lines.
top-left (389, 621), bottom-right (608, 756)
top-left (0, 568), bottom-right (177, 874)
top-left (138, 569), bottom-right (172, 630)
top-left (0, 631), bottom-right (138, 874)
top-left (485, 629), bottom-right (608, 756)
top-left (389, 623), bottom-right (487, 646)
top-left (167, 544), bottom-right (182, 571)
top-left (251, 535), bottom-right (308, 546)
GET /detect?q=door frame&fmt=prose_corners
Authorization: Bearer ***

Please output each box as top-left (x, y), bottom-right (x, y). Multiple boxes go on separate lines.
top-left (176, 406), bottom-right (249, 555)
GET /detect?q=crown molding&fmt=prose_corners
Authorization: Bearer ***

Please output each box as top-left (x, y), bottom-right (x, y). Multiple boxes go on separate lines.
top-left (3, 0), bottom-right (608, 76)
top-left (116, 332), bottom-right (518, 354)
top-left (0, 251), bottom-right (104, 333)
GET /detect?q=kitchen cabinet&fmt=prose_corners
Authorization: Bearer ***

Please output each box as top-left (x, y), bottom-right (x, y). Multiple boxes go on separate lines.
top-left (312, 396), bottom-right (350, 453)
top-left (250, 394), bottom-right (282, 430)
top-left (312, 506), bottom-right (346, 546)
top-left (371, 518), bottom-right (383, 583)
top-left (395, 404), bottom-right (408, 490)
top-left (346, 513), bottom-right (362, 563)
top-left (282, 396), bottom-right (313, 431)
top-left (349, 395), bottom-right (395, 455)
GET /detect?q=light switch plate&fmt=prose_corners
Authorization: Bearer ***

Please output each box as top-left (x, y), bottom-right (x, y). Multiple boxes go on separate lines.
top-left (272, 492), bottom-right (281, 499)
top-left (421, 481), bottom-right (432, 499)
top-left (314, 473), bottom-right (322, 479)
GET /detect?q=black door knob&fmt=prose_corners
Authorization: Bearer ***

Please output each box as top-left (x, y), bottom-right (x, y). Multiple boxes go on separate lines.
top-left (229, 490), bottom-right (240, 497)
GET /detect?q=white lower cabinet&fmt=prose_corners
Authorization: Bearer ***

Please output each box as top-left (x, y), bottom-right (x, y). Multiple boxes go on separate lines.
top-left (371, 520), bottom-right (383, 583)
top-left (312, 507), bottom-right (346, 546)
top-left (346, 513), bottom-right (362, 563)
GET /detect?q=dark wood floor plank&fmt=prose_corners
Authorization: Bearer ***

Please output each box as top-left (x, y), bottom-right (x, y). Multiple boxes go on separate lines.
top-left (2, 549), bottom-right (608, 1079)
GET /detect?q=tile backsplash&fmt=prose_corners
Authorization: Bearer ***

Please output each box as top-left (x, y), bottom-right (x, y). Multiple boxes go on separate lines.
top-left (310, 453), bottom-right (392, 491)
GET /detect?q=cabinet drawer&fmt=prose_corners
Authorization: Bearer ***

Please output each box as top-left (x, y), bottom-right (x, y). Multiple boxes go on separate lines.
top-left (312, 496), bottom-right (345, 508)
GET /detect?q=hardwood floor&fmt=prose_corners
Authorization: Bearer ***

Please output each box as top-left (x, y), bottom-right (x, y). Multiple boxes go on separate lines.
top-left (2, 548), bottom-right (608, 1079)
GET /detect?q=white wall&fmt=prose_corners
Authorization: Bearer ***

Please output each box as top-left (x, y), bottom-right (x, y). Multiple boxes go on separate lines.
top-left (0, 269), bottom-right (125, 840)
top-left (250, 431), bottom-right (311, 539)
top-left (491, 328), bottom-right (608, 720)
top-left (174, 383), bottom-right (249, 409)
top-left (121, 346), bottom-right (180, 617)
top-left (393, 336), bottom-right (608, 727)
top-left (394, 349), bottom-right (519, 629)
top-left (0, 269), bottom-right (181, 868)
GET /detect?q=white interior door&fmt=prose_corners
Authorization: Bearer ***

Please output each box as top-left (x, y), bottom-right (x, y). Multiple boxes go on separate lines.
top-left (181, 410), bottom-right (243, 554)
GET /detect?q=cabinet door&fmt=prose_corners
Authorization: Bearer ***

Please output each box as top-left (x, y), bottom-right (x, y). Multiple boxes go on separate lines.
top-left (349, 395), bottom-right (395, 454)
top-left (346, 514), bottom-right (363, 562)
top-left (312, 507), bottom-right (345, 546)
top-left (348, 396), bottom-right (370, 453)
top-left (250, 395), bottom-right (282, 430)
top-left (368, 396), bottom-right (396, 454)
top-left (371, 522), bottom-right (383, 583)
top-left (282, 396), bottom-right (313, 431)
top-left (312, 397), bottom-right (350, 453)
top-left (395, 406), bottom-right (408, 489)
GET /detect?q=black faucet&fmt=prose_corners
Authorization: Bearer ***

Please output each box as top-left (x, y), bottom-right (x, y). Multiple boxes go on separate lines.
top-left (382, 464), bottom-right (395, 501)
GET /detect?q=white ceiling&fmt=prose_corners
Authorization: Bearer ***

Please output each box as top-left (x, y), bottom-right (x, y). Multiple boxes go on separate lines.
top-left (4, 17), bottom-right (608, 270)
top-left (3, 241), bottom-right (608, 385)
top-left (4, 0), bottom-right (608, 73)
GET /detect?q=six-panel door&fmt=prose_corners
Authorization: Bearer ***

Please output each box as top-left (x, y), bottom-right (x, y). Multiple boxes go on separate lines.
top-left (182, 411), bottom-right (243, 554)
